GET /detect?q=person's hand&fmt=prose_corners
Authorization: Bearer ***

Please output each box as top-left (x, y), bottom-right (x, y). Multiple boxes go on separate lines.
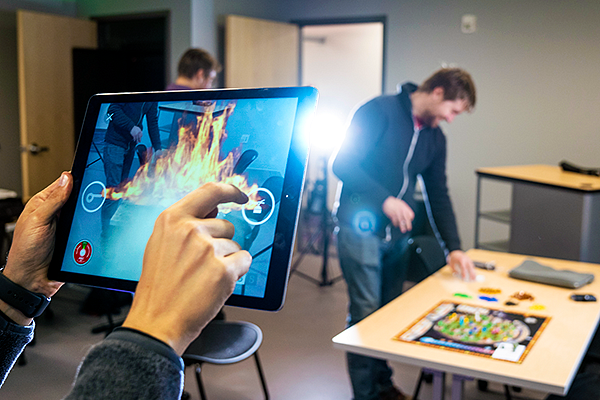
top-left (382, 196), bottom-right (414, 233)
top-left (122, 182), bottom-right (252, 355)
top-left (1, 172), bottom-right (73, 325)
top-left (130, 126), bottom-right (143, 143)
top-left (447, 250), bottom-right (476, 282)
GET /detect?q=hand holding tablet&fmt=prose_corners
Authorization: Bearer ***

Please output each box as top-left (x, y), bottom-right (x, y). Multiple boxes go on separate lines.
top-left (123, 182), bottom-right (252, 354)
top-left (49, 86), bottom-right (318, 311)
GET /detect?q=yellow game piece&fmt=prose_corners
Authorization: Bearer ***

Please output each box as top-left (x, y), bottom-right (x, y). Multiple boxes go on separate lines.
top-left (529, 304), bottom-right (546, 311)
top-left (479, 287), bottom-right (501, 294)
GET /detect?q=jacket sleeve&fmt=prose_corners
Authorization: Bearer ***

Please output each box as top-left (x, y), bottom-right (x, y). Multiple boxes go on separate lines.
top-left (332, 101), bottom-right (393, 209)
top-left (108, 103), bottom-right (137, 142)
top-left (0, 317), bottom-right (34, 387)
top-left (145, 102), bottom-right (162, 151)
top-left (64, 328), bottom-right (184, 400)
top-left (420, 133), bottom-right (461, 252)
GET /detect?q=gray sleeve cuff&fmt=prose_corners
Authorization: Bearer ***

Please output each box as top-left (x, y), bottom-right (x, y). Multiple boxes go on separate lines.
top-left (107, 327), bottom-right (184, 370)
top-left (0, 315), bottom-right (34, 387)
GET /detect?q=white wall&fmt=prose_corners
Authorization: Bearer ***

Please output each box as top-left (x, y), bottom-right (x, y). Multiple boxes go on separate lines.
top-left (191, 0), bottom-right (216, 55)
top-left (302, 23), bottom-right (383, 123)
top-left (302, 23), bottom-right (384, 206)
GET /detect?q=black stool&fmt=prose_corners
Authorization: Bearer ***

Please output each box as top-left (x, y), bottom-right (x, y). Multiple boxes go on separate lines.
top-left (182, 320), bottom-right (269, 400)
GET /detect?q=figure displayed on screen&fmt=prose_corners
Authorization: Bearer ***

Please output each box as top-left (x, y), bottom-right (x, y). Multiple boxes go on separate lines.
top-left (100, 102), bottom-right (162, 256)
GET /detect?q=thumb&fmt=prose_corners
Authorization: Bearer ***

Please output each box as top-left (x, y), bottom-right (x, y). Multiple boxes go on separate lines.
top-left (34, 172), bottom-right (73, 224)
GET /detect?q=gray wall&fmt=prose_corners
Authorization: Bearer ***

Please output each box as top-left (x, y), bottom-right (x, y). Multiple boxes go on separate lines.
top-left (2, 0), bottom-right (600, 249)
top-left (191, 0), bottom-right (216, 56)
top-left (214, 0), bottom-right (600, 249)
top-left (0, 0), bottom-right (76, 15)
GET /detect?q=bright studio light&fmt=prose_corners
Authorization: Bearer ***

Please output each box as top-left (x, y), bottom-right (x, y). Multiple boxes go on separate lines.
top-left (309, 113), bottom-right (346, 152)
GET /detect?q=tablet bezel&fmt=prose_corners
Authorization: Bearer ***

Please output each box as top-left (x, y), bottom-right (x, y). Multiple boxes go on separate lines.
top-left (48, 87), bottom-right (317, 311)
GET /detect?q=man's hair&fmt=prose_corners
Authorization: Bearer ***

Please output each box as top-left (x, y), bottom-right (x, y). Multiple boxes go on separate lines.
top-left (418, 67), bottom-right (476, 111)
top-left (177, 48), bottom-right (222, 79)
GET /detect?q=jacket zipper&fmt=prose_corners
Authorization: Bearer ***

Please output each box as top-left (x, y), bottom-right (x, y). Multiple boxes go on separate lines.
top-left (385, 124), bottom-right (420, 241)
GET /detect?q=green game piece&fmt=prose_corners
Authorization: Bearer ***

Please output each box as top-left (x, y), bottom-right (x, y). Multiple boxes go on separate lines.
top-left (453, 293), bottom-right (472, 299)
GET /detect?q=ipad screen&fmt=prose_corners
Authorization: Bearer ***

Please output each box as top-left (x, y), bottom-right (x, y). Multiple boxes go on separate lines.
top-left (52, 88), bottom-right (316, 310)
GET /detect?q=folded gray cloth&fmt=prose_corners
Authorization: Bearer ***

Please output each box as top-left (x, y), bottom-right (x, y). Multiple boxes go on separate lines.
top-left (509, 259), bottom-right (594, 289)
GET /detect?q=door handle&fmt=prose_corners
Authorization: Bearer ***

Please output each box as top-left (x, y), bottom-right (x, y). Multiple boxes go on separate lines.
top-left (21, 143), bottom-right (49, 156)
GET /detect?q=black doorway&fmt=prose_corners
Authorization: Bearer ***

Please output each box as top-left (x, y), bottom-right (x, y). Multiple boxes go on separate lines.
top-left (73, 13), bottom-right (168, 142)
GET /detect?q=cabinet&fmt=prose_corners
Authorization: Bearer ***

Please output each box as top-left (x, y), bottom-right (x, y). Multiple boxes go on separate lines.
top-left (475, 165), bottom-right (600, 263)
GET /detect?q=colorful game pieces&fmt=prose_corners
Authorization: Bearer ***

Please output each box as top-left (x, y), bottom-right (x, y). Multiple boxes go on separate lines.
top-left (512, 291), bottom-right (534, 301)
top-left (479, 287), bottom-right (502, 295)
top-left (479, 296), bottom-right (499, 302)
top-left (529, 304), bottom-right (546, 311)
top-left (453, 293), bottom-right (472, 299)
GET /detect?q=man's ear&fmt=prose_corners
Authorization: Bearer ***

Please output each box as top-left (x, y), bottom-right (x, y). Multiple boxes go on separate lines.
top-left (194, 69), bottom-right (207, 84)
top-left (432, 86), bottom-right (445, 99)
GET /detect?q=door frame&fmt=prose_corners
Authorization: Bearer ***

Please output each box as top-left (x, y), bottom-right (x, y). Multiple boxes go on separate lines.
top-left (292, 16), bottom-right (387, 94)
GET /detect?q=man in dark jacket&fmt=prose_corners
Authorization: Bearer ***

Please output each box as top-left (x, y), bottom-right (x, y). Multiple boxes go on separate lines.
top-left (101, 102), bottom-right (162, 234)
top-left (332, 67), bottom-right (477, 400)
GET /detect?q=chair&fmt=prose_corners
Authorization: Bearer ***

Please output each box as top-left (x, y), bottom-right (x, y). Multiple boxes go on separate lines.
top-left (182, 320), bottom-right (269, 400)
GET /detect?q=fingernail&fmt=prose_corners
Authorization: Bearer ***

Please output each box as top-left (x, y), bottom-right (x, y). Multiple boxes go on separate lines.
top-left (59, 173), bottom-right (68, 187)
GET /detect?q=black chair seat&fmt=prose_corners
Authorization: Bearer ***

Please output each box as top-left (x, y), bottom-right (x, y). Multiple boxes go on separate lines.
top-left (184, 321), bottom-right (261, 364)
top-left (182, 320), bottom-right (269, 400)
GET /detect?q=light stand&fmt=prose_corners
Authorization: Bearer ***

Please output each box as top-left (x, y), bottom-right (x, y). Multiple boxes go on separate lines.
top-left (291, 155), bottom-right (343, 286)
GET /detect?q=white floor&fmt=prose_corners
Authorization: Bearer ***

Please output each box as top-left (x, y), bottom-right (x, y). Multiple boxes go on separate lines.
top-left (1, 252), bottom-right (549, 400)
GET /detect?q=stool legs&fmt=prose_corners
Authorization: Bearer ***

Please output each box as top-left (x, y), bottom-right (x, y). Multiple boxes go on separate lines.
top-left (254, 352), bottom-right (270, 400)
top-left (191, 354), bottom-right (268, 400)
top-left (194, 364), bottom-right (207, 400)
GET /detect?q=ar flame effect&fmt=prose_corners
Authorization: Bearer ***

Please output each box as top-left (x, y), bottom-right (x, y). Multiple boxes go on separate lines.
top-left (103, 102), bottom-right (260, 212)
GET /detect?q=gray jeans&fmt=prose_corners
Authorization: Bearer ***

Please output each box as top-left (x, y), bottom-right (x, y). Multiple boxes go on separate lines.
top-left (336, 225), bottom-right (409, 400)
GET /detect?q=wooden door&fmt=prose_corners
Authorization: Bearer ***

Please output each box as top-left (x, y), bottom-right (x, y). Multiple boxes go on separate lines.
top-left (225, 15), bottom-right (299, 88)
top-left (17, 10), bottom-right (97, 199)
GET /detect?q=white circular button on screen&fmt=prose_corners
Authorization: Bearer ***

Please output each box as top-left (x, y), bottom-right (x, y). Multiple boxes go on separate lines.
top-left (81, 181), bottom-right (106, 213)
top-left (242, 187), bottom-right (275, 226)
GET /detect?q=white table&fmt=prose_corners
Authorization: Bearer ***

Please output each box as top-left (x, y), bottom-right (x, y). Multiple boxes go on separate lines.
top-left (332, 249), bottom-right (600, 398)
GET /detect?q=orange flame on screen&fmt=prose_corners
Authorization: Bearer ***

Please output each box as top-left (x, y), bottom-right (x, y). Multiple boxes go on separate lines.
top-left (103, 102), bottom-right (259, 212)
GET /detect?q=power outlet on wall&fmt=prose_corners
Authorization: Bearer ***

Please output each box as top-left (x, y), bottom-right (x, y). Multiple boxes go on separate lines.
top-left (461, 14), bottom-right (477, 34)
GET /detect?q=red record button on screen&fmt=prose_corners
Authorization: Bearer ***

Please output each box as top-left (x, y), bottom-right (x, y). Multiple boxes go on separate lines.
top-left (73, 240), bottom-right (92, 265)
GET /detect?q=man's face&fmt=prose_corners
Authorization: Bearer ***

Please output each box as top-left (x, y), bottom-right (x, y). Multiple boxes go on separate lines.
top-left (421, 87), bottom-right (469, 128)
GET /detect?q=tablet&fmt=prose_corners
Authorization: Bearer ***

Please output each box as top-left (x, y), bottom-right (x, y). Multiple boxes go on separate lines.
top-left (49, 87), bottom-right (317, 311)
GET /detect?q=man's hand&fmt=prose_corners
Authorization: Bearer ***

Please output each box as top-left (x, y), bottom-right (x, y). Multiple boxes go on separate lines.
top-left (2, 172), bottom-right (73, 325)
top-left (382, 196), bottom-right (415, 233)
top-left (447, 250), bottom-right (476, 282)
top-left (130, 126), bottom-right (143, 143)
top-left (122, 182), bottom-right (252, 355)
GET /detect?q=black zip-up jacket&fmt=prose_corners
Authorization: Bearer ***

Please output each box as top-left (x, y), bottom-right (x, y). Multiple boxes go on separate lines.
top-left (105, 102), bottom-right (162, 151)
top-left (332, 83), bottom-right (461, 252)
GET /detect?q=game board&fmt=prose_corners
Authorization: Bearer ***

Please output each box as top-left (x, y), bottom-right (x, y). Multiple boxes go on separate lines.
top-left (394, 301), bottom-right (550, 363)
